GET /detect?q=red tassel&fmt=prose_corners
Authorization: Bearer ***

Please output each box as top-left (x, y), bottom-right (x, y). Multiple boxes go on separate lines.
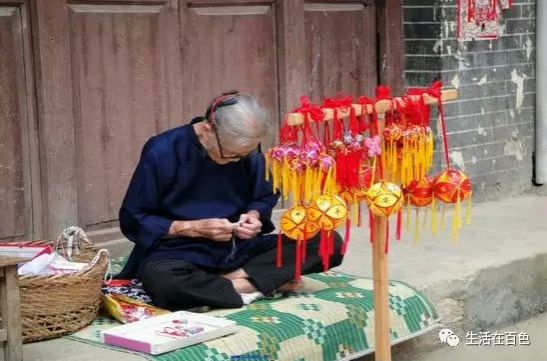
top-left (342, 217), bottom-right (351, 254)
top-left (295, 239), bottom-right (302, 279)
top-left (276, 230), bottom-right (283, 268)
top-left (357, 205), bottom-right (362, 227)
top-left (323, 232), bottom-right (331, 272)
top-left (396, 208), bottom-right (402, 241)
top-left (318, 229), bottom-right (326, 257)
top-left (329, 231), bottom-right (334, 256)
top-left (302, 225), bottom-right (308, 263)
top-left (385, 219), bottom-right (390, 254)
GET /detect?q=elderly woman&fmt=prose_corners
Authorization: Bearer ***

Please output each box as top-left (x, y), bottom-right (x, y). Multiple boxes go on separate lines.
top-left (117, 91), bottom-right (344, 311)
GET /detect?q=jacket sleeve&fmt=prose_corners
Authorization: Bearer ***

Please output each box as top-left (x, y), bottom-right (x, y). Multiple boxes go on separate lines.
top-left (245, 150), bottom-right (281, 234)
top-left (119, 147), bottom-right (172, 252)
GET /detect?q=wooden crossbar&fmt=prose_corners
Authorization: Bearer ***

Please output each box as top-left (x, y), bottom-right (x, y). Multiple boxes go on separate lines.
top-left (285, 88), bottom-right (458, 126)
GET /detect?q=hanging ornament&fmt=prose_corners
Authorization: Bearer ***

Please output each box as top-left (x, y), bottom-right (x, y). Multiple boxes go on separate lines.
top-left (403, 175), bottom-right (434, 242)
top-left (365, 182), bottom-right (403, 218)
top-left (433, 169), bottom-right (472, 242)
top-left (278, 205), bottom-right (321, 279)
top-left (265, 96), bottom-right (339, 205)
top-left (306, 194), bottom-right (348, 269)
top-left (306, 194), bottom-right (348, 231)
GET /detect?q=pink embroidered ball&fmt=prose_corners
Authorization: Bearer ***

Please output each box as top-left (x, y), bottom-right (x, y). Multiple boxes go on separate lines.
top-left (298, 149), bottom-right (320, 168)
top-left (319, 155), bottom-right (336, 173)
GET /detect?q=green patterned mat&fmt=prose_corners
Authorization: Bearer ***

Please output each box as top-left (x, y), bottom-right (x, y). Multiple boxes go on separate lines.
top-left (65, 257), bottom-right (440, 361)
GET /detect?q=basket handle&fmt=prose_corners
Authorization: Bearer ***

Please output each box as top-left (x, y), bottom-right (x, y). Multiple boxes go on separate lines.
top-left (88, 248), bottom-right (113, 283)
top-left (56, 227), bottom-right (112, 281)
top-left (55, 226), bottom-right (94, 260)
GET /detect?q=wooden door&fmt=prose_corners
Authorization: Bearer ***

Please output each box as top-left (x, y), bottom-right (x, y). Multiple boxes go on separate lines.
top-left (179, 0), bottom-right (279, 151)
top-left (67, 1), bottom-right (182, 232)
top-left (0, 3), bottom-right (39, 241)
top-left (304, 1), bottom-right (377, 102)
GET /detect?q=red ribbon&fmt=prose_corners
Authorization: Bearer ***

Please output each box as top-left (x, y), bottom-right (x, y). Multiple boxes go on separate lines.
top-left (407, 81), bottom-right (451, 168)
top-left (276, 231), bottom-right (283, 268)
top-left (342, 217), bottom-right (351, 254)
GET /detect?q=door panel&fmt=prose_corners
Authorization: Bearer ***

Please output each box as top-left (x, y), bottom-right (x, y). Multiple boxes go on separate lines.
top-left (0, 7), bottom-right (33, 240)
top-left (68, 2), bottom-right (181, 229)
top-left (304, 2), bottom-right (377, 102)
top-left (180, 1), bottom-right (279, 151)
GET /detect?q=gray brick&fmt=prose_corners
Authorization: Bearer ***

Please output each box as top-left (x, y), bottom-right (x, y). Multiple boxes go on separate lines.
top-left (403, 0), bottom-right (536, 202)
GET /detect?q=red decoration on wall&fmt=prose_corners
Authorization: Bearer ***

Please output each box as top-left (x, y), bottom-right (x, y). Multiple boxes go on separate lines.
top-left (458, 0), bottom-right (512, 40)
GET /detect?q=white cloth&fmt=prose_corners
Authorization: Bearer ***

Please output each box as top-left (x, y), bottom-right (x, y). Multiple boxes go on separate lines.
top-left (239, 292), bottom-right (264, 305)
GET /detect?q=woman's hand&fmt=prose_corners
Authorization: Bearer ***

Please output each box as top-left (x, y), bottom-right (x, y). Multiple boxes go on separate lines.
top-left (235, 212), bottom-right (262, 239)
top-left (168, 219), bottom-right (236, 241)
top-left (197, 219), bottom-right (237, 241)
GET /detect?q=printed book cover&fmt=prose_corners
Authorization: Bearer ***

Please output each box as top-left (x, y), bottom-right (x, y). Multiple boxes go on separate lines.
top-left (100, 310), bottom-right (238, 355)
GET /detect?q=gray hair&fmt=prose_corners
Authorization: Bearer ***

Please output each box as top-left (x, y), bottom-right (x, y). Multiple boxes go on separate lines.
top-left (209, 93), bottom-right (271, 149)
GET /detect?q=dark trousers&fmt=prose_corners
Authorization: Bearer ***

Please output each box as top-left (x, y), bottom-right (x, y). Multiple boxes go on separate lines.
top-left (139, 231), bottom-right (344, 311)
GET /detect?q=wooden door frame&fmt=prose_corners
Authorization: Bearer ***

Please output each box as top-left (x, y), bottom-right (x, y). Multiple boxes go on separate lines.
top-left (375, 0), bottom-right (405, 93)
top-left (277, 0), bottom-right (405, 112)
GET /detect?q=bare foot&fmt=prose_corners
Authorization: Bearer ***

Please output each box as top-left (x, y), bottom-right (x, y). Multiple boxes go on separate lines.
top-left (276, 279), bottom-right (304, 293)
top-left (230, 278), bottom-right (258, 293)
top-left (221, 268), bottom-right (248, 279)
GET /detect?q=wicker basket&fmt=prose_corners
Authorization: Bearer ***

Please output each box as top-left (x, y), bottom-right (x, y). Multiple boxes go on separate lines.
top-left (18, 236), bottom-right (109, 343)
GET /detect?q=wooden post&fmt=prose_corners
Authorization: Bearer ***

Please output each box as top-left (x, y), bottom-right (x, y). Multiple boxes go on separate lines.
top-left (372, 215), bottom-right (390, 360)
top-left (371, 112), bottom-right (391, 361)
top-left (283, 88), bottom-right (458, 361)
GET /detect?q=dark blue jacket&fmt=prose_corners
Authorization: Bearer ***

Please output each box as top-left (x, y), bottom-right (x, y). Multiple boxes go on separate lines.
top-left (117, 119), bottom-right (279, 278)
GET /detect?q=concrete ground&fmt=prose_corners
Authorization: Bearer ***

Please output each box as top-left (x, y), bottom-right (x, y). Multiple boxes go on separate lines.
top-left (20, 193), bottom-right (547, 361)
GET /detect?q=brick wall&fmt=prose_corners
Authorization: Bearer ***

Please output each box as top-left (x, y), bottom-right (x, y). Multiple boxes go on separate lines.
top-left (403, 0), bottom-right (536, 202)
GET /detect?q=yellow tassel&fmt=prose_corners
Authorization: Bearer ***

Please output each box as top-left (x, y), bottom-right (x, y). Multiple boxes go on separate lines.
top-left (292, 172), bottom-right (300, 205)
top-left (265, 155), bottom-right (270, 182)
top-left (431, 197), bottom-right (437, 235)
top-left (466, 193), bottom-right (472, 225)
top-left (441, 203), bottom-right (446, 229)
top-left (323, 167), bottom-right (330, 194)
top-left (370, 157), bottom-right (377, 187)
top-left (381, 141), bottom-right (387, 178)
top-left (414, 208), bottom-right (420, 243)
top-left (305, 160), bottom-right (311, 202)
top-left (272, 161), bottom-right (277, 191)
top-left (423, 208), bottom-right (428, 229)
top-left (392, 141), bottom-right (397, 175)
top-left (453, 196), bottom-right (461, 243)
top-left (282, 158), bottom-right (290, 199)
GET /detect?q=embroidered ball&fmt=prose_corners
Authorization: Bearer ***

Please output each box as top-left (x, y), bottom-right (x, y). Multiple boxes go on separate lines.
top-left (365, 181), bottom-right (403, 217)
top-left (319, 154), bottom-right (336, 173)
top-left (384, 124), bottom-right (403, 142)
top-left (403, 175), bottom-right (434, 207)
top-left (280, 205), bottom-right (320, 240)
top-left (433, 169), bottom-right (472, 204)
top-left (306, 195), bottom-right (348, 231)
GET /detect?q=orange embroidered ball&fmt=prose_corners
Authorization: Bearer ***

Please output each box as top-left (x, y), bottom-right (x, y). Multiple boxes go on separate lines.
top-left (306, 195), bottom-right (348, 231)
top-left (433, 169), bottom-right (472, 204)
top-left (403, 175), bottom-right (434, 207)
top-left (365, 181), bottom-right (403, 217)
top-left (280, 205), bottom-right (320, 240)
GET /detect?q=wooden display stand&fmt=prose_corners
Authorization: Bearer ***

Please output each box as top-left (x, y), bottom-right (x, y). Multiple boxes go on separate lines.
top-left (285, 88), bottom-right (458, 361)
top-left (0, 256), bottom-right (26, 361)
